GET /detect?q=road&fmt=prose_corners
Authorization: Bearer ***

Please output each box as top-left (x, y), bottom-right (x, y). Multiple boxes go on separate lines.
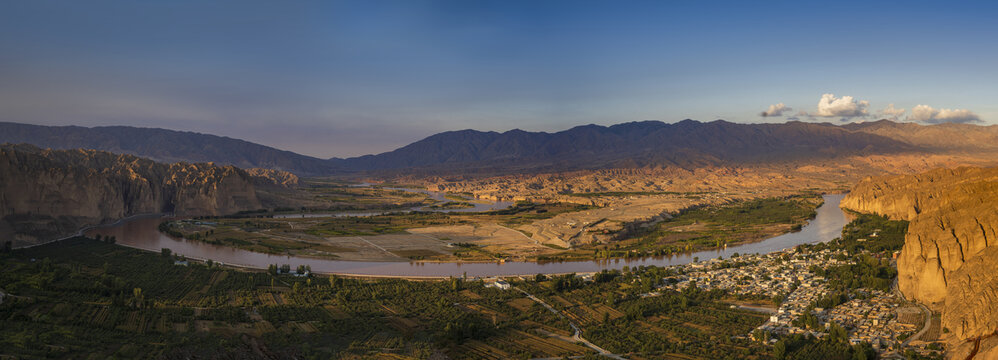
top-left (734, 304), bottom-right (778, 314)
top-left (356, 237), bottom-right (404, 259)
top-left (903, 303), bottom-right (933, 347)
top-left (892, 277), bottom-right (933, 347)
top-left (515, 287), bottom-right (626, 360)
top-left (495, 224), bottom-right (540, 246)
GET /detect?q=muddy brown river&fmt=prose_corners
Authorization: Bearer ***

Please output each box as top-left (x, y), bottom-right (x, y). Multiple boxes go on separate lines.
top-left (86, 194), bottom-right (847, 278)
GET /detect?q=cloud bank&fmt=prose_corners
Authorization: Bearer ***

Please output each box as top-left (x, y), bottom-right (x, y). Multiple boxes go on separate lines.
top-left (759, 96), bottom-right (984, 125)
top-left (877, 104), bottom-right (906, 120)
top-left (910, 105), bottom-right (981, 124)
top-left (814, 93), bottom-right (869, 118)
top-left (759, 103), bottom-right (792, 117)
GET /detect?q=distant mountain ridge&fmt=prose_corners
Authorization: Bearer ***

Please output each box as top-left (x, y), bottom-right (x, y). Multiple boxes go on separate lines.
top-left (6, 119), bottom-right (996, 176)
top-left (842, 119), bottom-right (998, 151)
top-left (0, 122), bottom-right (337, 175)
top-left (339, 120), bottom-right (915, 174)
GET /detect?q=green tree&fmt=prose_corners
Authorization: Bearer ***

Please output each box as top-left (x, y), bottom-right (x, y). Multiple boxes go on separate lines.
top-left (773, 339), bottom-right (787, 359)
top-left (852, 342), bottom-right (876, 360)
top-left (828, 321), bottom-right (848, 343)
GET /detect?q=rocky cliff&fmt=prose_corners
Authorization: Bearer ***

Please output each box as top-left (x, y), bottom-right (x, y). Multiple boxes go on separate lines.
top-left (841, 167), bottom-right (998, 358)
top-left (0, 144), bottom-right (273, 247)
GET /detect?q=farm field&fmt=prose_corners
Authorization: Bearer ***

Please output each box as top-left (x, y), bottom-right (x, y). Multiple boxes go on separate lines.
top-left (536, 194), bottom-right (823, 261)
top-left (160, 202), bottom-right (594, 261)
top-left (265, 179), bottom-right (439, 213)
top-left (158, 194), bottom-right (821, 263)
top-left (0, 238), bottom-right (771, 359)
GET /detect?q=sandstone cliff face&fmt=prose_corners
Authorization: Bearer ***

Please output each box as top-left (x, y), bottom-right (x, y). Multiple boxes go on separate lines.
top-left (245, 168), bottom-right (300, 187)
top-left (0, 144), bottom-right (266, 247)
top-left (842, 167), bottom-right (998, 357)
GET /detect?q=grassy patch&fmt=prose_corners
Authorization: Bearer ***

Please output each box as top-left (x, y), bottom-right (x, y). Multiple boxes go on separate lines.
top-left (566, 191), bottom-right (710, 198)
top-left (546, 194), bottom-right (823, 261)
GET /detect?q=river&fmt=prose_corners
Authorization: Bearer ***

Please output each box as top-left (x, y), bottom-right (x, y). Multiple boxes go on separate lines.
top-left (85, 194), bottom-right (848, 278)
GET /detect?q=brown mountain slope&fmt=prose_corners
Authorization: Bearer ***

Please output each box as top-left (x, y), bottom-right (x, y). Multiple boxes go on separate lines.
top-left (0, 122), bottom-right (338, 175)
top-left (9, 119), bottom-right (998, 178)
top-left (0, 144), bottom-right (287, 247)
top-left (844, 119), bottom-right (998, 152)
top-left (841, 167), bottom-right (998, 359)
top-left (345, 120), bottom-right (919, 175)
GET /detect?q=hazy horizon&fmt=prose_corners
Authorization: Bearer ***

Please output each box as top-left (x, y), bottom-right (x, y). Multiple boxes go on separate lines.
top-left (1, 117), bottom-right (952, 160)
top-left (3, 0), bottom-right (997, 157)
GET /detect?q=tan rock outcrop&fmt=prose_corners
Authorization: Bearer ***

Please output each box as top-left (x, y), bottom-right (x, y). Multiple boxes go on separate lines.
top-left (245, 168), bottom-right (300, 187)
top-left (842, 166), bottom-right (998, 358)
top-left (0, 144), bottom-right (266, 247)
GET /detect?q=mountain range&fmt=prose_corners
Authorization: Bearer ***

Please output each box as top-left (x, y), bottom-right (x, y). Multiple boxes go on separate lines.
top-left (3, 119), bottom-right (998, 177)
top-left (0, 122), bottom-right (337, 175)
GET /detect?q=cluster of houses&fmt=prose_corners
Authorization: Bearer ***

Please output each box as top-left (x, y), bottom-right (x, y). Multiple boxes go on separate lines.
top-left (661, 248), bottom-right (919, 353)
top-left (824, 291), bottom-right (917, 350)
top-left (762, 278), bottom-right (831, 331)
top-left (662, 248), bottom-right (850, 298)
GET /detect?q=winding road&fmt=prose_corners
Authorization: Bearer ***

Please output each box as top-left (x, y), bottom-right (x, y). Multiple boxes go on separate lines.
top-left (515, 287), bottom-right (626, 360)
top-left (903, 303), bottom-right (933, 347)
top-left (892, 277), bottom-right (933, 347)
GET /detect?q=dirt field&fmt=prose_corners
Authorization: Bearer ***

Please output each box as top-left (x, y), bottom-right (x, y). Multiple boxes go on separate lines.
top-left (313, 233), bottom-right (454, 261)
top-left (166, 191), bottom-right (800, 262)
top-left (518, 193), bottom-right (750, 248)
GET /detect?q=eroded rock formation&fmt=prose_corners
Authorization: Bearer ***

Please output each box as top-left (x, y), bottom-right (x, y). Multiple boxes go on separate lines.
top-left (841, 166), bottom-right (998, 358)
top-left (0, 144), bottom-right (273, 247)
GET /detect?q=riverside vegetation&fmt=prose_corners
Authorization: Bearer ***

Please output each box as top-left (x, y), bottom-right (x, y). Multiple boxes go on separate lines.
top-left (157, 194), bottom-right (822, 263)
top-left (0, 207), bottom-right (928, 359)
top-left (1, 237), bottom-right (773, 359)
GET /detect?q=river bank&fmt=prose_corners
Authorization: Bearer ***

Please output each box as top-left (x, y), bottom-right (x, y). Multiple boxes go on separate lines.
top-left (82, 194), bottom-right (847, 277)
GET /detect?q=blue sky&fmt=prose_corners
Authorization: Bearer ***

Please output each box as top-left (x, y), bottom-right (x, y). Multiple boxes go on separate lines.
top-left (2, 0), bottom-right (997, 157)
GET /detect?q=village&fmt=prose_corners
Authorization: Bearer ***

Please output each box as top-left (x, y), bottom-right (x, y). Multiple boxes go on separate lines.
top-left (658, 248), bottom-right (928, 355)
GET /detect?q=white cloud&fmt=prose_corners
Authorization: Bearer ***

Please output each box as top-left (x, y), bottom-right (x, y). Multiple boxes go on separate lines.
top-left (759, 103), bottom-right (792, 117)
top-left (910, 104), bottom-right (981, 124)
top-left (814, 93), bottom-right (869, 117)
top-left (877, 103), bottom-right (905, 120)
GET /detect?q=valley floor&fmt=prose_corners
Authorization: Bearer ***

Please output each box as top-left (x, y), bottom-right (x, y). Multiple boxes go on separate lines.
top-left (0, 211), bottom-right (946, 359)
top-left (155, 193), bottom-right (822, 263)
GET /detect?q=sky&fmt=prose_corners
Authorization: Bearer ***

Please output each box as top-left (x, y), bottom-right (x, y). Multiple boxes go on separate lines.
top-left (2, 0), bottom-right (997, 158)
